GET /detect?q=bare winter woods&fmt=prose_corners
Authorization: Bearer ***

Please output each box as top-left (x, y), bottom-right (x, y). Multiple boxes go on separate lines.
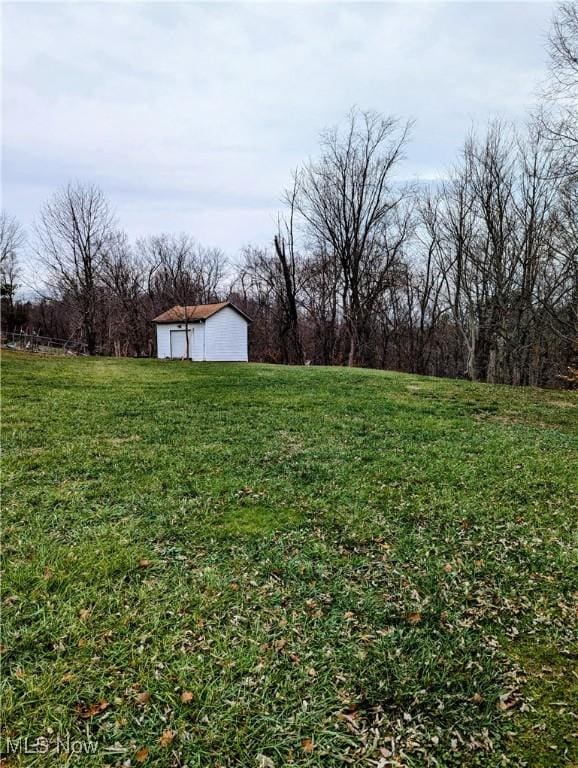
top-left (2, 3), bottom-right (576, 386)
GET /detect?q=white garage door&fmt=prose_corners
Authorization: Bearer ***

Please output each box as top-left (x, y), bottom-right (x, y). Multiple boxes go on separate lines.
top-left (170, 329), bottom-right (193, 358)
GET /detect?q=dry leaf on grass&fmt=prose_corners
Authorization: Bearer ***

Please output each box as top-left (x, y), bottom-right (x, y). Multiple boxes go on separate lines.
top-left (159, 729), bottom-right (175, 747)
top-left (338, 709), bottom-right (360, 731)
top-left (301, 738), bottom-right (314, 753)
top-left (75, 700), bottom-right (109, 719)
top-left (138, 559), bottom-right (152, 569)
top-left (135, 746), bottom-right (150, 763)
top-left (497, 692), bottom-right (519, 710)
top-left (135, 691), bottom-right (151, 705)
top-left (407, 611), bottom-right (422, 624)
top-left (180, 690), bottom-right (194, 703)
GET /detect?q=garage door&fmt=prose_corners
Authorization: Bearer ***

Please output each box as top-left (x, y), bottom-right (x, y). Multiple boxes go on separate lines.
top-left (170, 329), bottom-right (193, 358)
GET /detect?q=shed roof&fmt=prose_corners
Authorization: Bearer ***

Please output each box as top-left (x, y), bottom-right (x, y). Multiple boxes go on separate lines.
top-left (152, 301), bottom-right (251, 324)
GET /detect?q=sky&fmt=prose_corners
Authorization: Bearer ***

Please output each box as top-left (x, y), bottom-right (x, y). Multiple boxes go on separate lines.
top-left (2, 0), bottom-right (556, 270)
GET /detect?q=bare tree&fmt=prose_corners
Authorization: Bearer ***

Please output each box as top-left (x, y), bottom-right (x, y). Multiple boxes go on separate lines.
top-left (509, 130), bottom-right (560, 384)
top-left (300, 241), bottom-right (341, 365)
top-left (541, 177), bottom-right (578, 349)
top-left (235, 245), bottom-right (296, 363)
top-left (411, 192), bottom-right (448, 375)
top-left (294, 108), bottom-right (413, 366)
top-left (0, 212), bottom-right (25, 312)
top-left (429, 120), bottom-right (575, 386)
top-left (540, 1), bottom-right (578, 177)
top-left (101, 232), bottom-right (150, 355)
top-left (35, 183), bottom-right (115, 354)
top-left (192, 245), bottom-right (228, 305)
top-left (435, 147), bottom-right (478, 379)
top-left (273, 177), bottom-right (304, 364)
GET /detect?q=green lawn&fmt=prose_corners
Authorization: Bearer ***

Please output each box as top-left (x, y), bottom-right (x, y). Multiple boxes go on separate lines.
top-left (1, 352), bottom-right (577, 767)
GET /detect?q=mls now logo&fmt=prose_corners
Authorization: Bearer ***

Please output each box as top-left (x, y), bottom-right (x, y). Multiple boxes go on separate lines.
top-left (4, 734), bottom-right (99, 755)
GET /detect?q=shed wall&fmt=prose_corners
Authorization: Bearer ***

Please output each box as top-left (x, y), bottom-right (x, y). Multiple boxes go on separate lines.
top-left (204, 307), bottom-right (248, 361)
top-left (156, 323), bottom-right (205, 360)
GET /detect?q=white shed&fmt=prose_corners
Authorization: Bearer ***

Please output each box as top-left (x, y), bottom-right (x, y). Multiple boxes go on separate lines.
top-left (152, 302), bottom-right (251, 361)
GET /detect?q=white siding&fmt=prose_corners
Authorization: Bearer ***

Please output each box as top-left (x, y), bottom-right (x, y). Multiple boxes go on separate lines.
top-left (156, 323), bottom-right (205, 360)
top-left (204, 306), bottom-right (248, 361)
top-left (169, 330), bottom-right (193, 358)
top-left (156, 325), bottom-right (171, 358)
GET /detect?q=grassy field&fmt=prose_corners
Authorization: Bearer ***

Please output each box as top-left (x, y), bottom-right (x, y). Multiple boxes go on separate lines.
top-left (1, 352), bottom-right (577, 767)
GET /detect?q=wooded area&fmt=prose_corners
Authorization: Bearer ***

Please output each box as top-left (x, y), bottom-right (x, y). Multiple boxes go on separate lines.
top-left (1, 3), bottom-right (576, 386)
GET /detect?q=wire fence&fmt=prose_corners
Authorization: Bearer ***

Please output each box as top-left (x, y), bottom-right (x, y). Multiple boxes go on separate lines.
top-left (1, 331), bottom-right (88, 356)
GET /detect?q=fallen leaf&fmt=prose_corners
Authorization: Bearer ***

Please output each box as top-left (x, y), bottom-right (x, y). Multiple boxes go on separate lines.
top-left (338, 710), bottom-right (359, 732)
top-left (135, 691), bottom-right (151, 705)
top-left (79, 609), bottom-right (91, 620)
top-left (307, 667), bottom-right (317, 677)
top-left (76, 700), bottom-right (109, 719)
top-left (301, 738), bottom-right (314, 753)
top-left (443, 563), bottom-right (453, 573)
top-left (159, 729), bottom-right (175, 748)
top-left (274, 638), bottom-right (286, 652)
top-left (138, 559), bottom-right (152, 569)
top-left (407, 611), bottom-right (422, 625)
top-left (180, 691), bottom-right (194, 703)
top-left (497, 692), bottom-right (519, 710)
top-left (135, 747), bottom-right (150, 763)
top-left (472, 692), bottom-right (484, 705)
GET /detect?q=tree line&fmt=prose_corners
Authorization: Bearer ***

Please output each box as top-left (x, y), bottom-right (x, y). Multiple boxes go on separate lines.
top-left (1, 2), bottom-right (576, 386)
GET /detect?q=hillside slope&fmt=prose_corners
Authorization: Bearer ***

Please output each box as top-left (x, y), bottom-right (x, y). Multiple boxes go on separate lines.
top-left (2, 353), bottom-right (577, 766)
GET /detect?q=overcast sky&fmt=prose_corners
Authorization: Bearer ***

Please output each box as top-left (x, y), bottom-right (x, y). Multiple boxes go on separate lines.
top-left (2, 1), bottom-right (555, 265)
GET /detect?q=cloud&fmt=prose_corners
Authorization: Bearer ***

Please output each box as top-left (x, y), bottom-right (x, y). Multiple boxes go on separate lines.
top-left (2, 1), bottom-right (554, 259)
